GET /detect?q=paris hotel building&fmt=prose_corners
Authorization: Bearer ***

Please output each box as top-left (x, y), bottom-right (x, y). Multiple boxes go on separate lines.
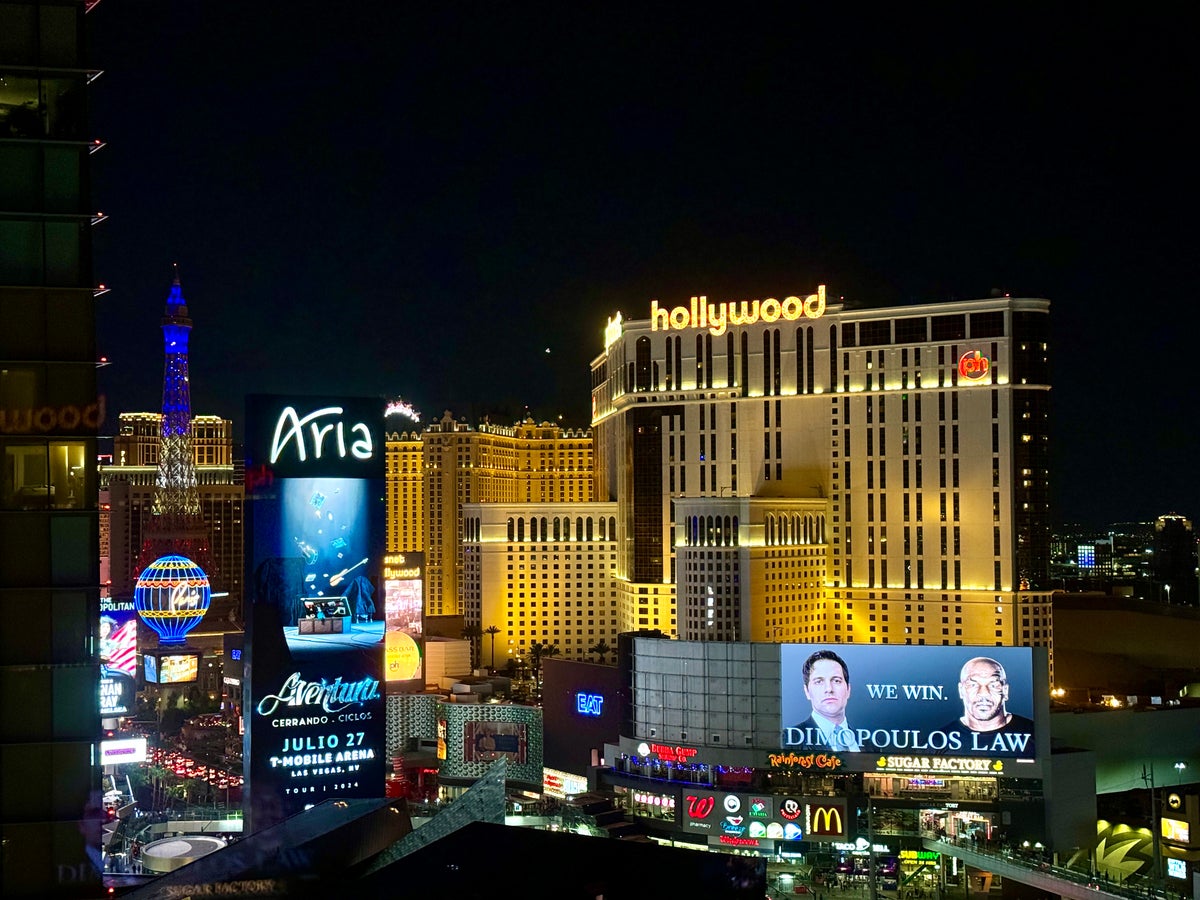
top-left (385, 412), bottom-right (610, 665)
top-left (589, 287), bottom-right (1054, 669)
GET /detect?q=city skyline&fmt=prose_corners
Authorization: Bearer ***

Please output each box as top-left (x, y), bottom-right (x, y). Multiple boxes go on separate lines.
top-left (89, 7), bottom-right (1198, 527)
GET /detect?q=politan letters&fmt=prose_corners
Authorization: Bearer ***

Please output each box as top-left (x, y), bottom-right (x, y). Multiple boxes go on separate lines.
top-left (256, 673), bottom-right (381, 717)
top-left (269, 405), bottom-right (373, 464)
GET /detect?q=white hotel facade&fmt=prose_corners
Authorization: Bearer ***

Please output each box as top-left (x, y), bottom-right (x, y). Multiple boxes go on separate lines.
top-left (589, 288), bottom-right (1053, 667)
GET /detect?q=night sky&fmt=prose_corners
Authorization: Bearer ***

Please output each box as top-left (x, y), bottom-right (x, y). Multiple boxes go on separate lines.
top-left (88, 5), bottom-right (1196, 528)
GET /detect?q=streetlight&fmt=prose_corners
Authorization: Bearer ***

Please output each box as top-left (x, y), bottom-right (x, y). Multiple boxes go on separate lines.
top-left (1174, 762), bottom-right (1187, 784)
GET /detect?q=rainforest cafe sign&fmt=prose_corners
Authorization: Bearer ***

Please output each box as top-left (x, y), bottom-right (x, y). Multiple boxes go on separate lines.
top-left (651, 286), bottom-right (826, 336)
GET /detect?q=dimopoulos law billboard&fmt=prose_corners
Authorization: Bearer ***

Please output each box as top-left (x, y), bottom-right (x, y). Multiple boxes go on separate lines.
top-left (780, 645), bottom-right (1039, 763)
top-left (244, 395), bottom-right (386, 830)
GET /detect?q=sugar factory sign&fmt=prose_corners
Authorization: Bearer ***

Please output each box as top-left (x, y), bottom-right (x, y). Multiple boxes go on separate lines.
top-left (873, 755), bottom-right (1004, 774)
top-left (651, 285), bottom-right (826, 336)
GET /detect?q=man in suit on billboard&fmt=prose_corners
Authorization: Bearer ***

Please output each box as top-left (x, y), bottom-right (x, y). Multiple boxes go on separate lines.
top-left (794, 649), bottom-right (861, 751)
top-left (943, 656), bottom-right (1034, 735)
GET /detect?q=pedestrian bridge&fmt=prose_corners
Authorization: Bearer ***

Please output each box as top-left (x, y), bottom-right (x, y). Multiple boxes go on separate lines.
top-left (923, 838), bottom-right (1149, 900)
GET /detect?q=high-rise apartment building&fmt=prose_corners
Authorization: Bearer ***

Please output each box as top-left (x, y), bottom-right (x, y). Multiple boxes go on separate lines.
top-left (0, 1), bottom-right (104, 894)
top-left (1151, 513), bottom-right (1198, 606)
top-left (100, 411), bottom-right (243, 625)
top-left (590, 290), bottom-right (1054, 666)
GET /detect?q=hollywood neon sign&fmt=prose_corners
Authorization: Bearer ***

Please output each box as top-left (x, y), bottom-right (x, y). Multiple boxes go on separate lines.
top-left (651, 285), bottom-right (826, 337)
top-left (270, 405), bottom-right (374, 464)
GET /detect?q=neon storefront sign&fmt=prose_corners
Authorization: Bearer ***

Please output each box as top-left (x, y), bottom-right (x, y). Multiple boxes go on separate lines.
top-left (651, 285), bottom-right (826, 336)
top-left (575, 692), bottom-right (604, 716)
top-left (767, 751), bottom-right (844, 770)
top-left (270, 406), bottom-right (374, 464)
top-left (647, 742), bottom-right (698, 762)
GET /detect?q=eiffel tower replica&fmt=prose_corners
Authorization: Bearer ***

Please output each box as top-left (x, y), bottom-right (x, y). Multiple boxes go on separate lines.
top-left (136, 267), bottom-right (219, 609)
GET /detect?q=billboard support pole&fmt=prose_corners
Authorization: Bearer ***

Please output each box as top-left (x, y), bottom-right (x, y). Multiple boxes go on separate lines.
top-left (868, 798), bottom-right (878, 900)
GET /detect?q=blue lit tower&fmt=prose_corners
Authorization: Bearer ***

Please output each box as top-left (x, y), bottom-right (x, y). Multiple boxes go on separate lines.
top-left (138, 267), bottom-right (212, 573)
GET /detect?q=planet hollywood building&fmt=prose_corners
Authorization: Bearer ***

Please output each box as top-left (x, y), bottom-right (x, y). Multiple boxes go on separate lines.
top-left (589, 287), bottom-right (1054, 662)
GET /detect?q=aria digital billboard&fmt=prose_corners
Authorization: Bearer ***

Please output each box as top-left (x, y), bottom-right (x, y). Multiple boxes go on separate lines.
top-left (100, 597), bottom-right (138, 717)
top-left (780, 645), bottom-right (1039, 766)
top-left (244, 394), bottom-right (386, 830)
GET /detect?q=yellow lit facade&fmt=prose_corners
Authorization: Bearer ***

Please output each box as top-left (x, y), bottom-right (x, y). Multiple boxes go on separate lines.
top-left (591, 293), bottom-right (1054, 675)
top-left (385, 411), bottom-right (594, 618)
top-left (462, 502), bottom-right (619, 662)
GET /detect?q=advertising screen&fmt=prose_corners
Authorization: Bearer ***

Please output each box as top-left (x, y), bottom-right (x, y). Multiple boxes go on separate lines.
top-left (100, 737), bottom-right (149, 766)
top-left (99, 597), bottom-right (138, 717)
top-left (383, 551), bottom-right (423, 684)
top-left (463, 721), bottom-right (527, 764)
top-left (780, 645), bottom-right (1038, 764)
top-left (145, 652), bottom-right (200, 684)
top-left (245, 394), bottom-right (386, 831)
top-left (1162, 818), bottom-right (1190, 843)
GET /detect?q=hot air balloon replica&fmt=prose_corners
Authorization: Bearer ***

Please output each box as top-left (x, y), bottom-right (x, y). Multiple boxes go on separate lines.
top-left (133, 554), bottom-right (211, 645)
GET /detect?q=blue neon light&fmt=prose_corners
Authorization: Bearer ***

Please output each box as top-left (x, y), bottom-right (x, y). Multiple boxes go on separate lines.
top-left (576, 692), bottom-right (604, 716)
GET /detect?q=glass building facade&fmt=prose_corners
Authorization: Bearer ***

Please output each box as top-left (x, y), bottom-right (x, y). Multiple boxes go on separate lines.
top-left (0, 2), bottom-right (103, 895)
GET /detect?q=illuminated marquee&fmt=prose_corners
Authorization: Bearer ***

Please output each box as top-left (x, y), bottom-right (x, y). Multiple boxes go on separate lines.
top-left (958, 350), bottom-right (990, 382)
top-left (651, 285), bottom-right (826, 336)
top-left (643, 742), bottom-right (698, 763)
top-left (874, 755), bottom-right (1003, 774)
top-left (767, 751), bottom-right (844, 770)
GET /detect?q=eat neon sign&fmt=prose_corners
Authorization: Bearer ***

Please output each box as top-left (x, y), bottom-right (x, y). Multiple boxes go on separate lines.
top-left (575, 693), bottom-right (604, 716)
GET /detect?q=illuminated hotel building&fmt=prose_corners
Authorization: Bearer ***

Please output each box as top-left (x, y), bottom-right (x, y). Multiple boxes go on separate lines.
top-left (590, 289), bottom-right (1053, 666)
top-left (389, 411), bottom-right (594, 617)
top-left (0, 1), bottom-right (103, 894)
top-left (100, 412), bottom-right (243, 626)
top-left (462, 501), bottom-right (620, 663)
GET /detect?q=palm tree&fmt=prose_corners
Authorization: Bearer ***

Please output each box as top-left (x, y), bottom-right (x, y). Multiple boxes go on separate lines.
top-left (461, 622), bottom-right (482, 669)
top-left (484, 625), bottom-right (502, 671)
top-left (588, 639), bottom-right (613, 664)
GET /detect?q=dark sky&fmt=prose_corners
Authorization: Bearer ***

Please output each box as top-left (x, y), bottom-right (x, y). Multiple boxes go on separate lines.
top-left (88, 4), bottom-right (1197, 528)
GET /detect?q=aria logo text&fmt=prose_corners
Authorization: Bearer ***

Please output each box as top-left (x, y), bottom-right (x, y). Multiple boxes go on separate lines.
top-left (270, 406), bottom-right (374, 464)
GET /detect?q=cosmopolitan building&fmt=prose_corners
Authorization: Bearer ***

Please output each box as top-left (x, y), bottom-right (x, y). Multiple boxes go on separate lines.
top-left (0, 1), bottom-right (104, 895)
top-left (590, 288), bottom-right (1053, 670)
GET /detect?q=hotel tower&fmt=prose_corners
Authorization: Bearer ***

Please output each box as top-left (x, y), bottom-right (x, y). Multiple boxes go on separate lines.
top-left (589, 288), bottom-right (1053, 665)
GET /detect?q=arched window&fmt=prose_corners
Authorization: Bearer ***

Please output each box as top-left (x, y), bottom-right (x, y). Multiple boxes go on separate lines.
top-left (635, 336), bottom-right (653, 391)
top-left (553, 517), bottom-right (561, 541)
top-left (507, 518), bottom-right (515, 542)
top-left (586, 517), bottom-right (594, 541)
top-left (576, 517), bottom-right (584, 542)
top-left (517, 517), bottom-right (525, 542)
